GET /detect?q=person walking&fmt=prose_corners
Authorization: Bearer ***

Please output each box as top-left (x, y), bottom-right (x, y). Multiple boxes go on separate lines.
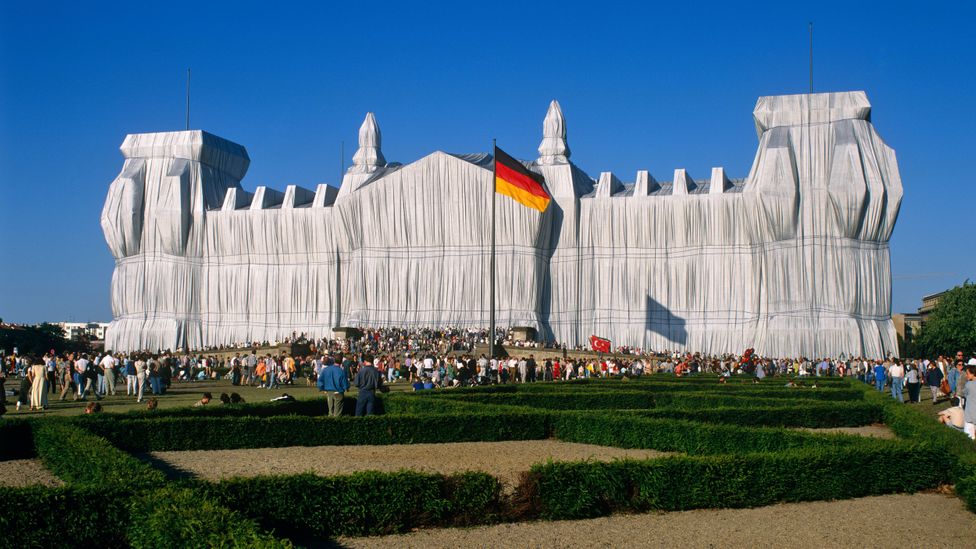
top-left (353, 355), bottom-right (382, 416)
top-left (317, 357), bottom-right (349, 417)
top-left (925, 362), bottom-right (944, 405)
top-left (889, 361), bottom-right (905, 403)
top-left (905, 363), bottom-right (922, 404)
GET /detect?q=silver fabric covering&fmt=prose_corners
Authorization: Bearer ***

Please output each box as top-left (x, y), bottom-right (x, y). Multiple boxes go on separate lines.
top-left (101, 92), bottom-right (902, 358)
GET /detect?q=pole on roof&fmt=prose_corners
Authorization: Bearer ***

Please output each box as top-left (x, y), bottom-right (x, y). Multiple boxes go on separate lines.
top-left (186, 68), bottom-right (191, 131)
top-left (809, 22), bottom-right (813, 94)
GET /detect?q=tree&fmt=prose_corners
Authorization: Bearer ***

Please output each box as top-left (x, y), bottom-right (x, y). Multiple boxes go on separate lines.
top-left (0, 323), bottom-right (90, 358)
top-left (913, 281), bottom-right (976, 357)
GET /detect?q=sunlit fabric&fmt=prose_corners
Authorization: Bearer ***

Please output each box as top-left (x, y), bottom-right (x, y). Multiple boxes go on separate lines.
top-left (101, 92), bottom-right (902, 358)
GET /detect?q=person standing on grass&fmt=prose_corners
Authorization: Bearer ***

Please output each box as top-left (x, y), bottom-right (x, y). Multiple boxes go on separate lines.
top-left (317, 357), bottom-right (349, 417)
top-left (905, 363), bottom-right (922, 404)
top-left (889, 360), bottom-right (905, 403)
top-left (353, 355), bottom-right (382, 416)
top-left (134, 355), bottom-right (147, 403)
top-left (925, 361), bottom-right (944, 405)
top-left (124, 355), bottom-right (137, 396)
top-left (873, 360), bottom-right (886, 392)
top-left (100, 352), bottom-right (117, 396)
top-left (962, 365), bottom-right (976, 440)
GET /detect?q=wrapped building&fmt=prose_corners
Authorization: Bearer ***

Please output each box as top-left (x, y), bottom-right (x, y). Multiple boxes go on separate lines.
top-left (101, 91), bottom-right (902, 357)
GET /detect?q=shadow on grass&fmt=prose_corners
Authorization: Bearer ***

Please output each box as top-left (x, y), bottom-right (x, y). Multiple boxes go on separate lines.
top-left (134, 453), bottom-right (198, 481)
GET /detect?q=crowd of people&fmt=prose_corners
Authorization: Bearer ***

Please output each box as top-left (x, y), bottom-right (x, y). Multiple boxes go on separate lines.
top-left (1, 327), bottom-right (975, 438)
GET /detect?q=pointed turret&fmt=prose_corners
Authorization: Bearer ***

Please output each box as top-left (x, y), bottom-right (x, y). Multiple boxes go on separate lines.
top-left (349, 112), bottom-right (385, 174)
top-left (537, 100), bottom-right (570, 165)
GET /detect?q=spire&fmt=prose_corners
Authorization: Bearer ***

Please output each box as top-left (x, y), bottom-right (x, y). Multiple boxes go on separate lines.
top-left (349, 112), bottom-right (385, 174)
top-left (537, 100), bottom-right (570, 165)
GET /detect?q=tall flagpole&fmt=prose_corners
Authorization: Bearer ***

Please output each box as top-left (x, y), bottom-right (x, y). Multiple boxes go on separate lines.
top-left (489, 139), bottom-right (497, 360)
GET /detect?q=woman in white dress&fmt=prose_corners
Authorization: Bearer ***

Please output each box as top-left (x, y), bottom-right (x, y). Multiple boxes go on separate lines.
top-left (30, 356), bottom-right (49, 410)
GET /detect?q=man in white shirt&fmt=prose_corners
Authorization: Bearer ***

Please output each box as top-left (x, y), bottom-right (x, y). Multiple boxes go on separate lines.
top-left (74, 355), bottom-right (90, 399)
top-left (100, 353), bottom-right (118, 396)
top-left (889, 361), bottom-right (905, 403)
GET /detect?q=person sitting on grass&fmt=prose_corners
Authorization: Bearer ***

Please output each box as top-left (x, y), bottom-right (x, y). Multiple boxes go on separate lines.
top-left (938, 397), bottom-right (965, 432)
top-left (230, 392), bottom-right (245, 404)
top-left (412, 378), bottom-right (425, 391)
top-left (219, 392), bottom-right (231, 405)
top-left (146, 397), bottom-right (159, 410)
top-left (84, 402), bottom-right (102, 414)
top-left (194, 392), bottom-right (212, 406)
top-left (423, 377), bottom-right (435, 390)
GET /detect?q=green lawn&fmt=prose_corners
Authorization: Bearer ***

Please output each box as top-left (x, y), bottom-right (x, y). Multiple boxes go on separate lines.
top-left (6, 376), bottom-right (417, 417)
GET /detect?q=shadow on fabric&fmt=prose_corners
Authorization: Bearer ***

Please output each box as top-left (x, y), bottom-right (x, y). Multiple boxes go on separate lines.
top-left (645, 295), bottom-right (688, 345)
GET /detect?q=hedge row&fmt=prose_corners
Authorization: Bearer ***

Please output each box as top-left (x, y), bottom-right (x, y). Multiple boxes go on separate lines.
top-left (76, 406), bottom-right (883, 455)
top-left (128, 485), bottom-right (291, 548)
top-left (32, 420), bottom-right (166, 489)
top-left (625, 401), bottom-right (884, 428)
top-left (528, 442), bottom-right (951, 519)
top-left (551, 412), bottom-right (871, 454)
top-left (415, 389), bottom-right (861, 411)
top-left (198, 471), bottom-right (502, 539)
top-left (78, 411), bottom-right (550, 452)
top-left (0, 485), bottom-right (129, 548)
top-left (850, 380), bottom-right (976, 512)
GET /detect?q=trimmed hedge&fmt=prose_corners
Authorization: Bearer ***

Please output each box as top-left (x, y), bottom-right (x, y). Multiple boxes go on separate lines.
top-left (551, 412), bottom-right (871, 454)
top-left (0, 485), bottom-right (129, 548)
top-left (529, 442), bottom-right (951, 519)
top-left (415, 389), bottom-right (862, 412)
top-left (32, 420), bottom-right (166, 489)
top-left (0, 418), bottom-right (34, 459)
top-left (849, 380), bottom-right (976, 513)
top-left (79, 411), bottom-right (550, 452)
top-left (626, 401), bottom-right (884, 428)
top-left (199, 471), bottom-right (502, 539)
top-left (128, 485), bottom-right (290, 548)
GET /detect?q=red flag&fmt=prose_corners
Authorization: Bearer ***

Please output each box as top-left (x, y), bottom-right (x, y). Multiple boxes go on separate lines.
top-left (590, 335), bottom-right (611, 353)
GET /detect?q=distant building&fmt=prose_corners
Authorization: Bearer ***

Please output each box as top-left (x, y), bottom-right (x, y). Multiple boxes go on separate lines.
top-left (58, 322), bottom-right (110, 341)
top-left (892, 291), bottom-right (946, 349)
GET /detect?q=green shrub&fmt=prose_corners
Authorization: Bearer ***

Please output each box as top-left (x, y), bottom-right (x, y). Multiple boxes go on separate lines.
top-left (0, 419), bottom-right (34, 459)
top-left (551, 412), bottom-right (869, 454)
top-left (956, 469), bottom-right (976, 512)
top-left (530, 442), bottom-right (951, 519)
top-left (200, 471), bottom-right (502, 539)
top-left (0, 485), bottom-right (129, 548)
top-left (627, 401), bottom-right (884, 428)
top-left (128, 485), bottom-right (290, 548)
top-left (81, 411), bottom-right (549, 452)
top-left (32, 420), bottom-right (165, 489)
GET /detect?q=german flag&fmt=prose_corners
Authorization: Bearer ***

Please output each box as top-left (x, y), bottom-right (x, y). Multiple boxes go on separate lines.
top-left (495, 146), bottom-right (550, 212)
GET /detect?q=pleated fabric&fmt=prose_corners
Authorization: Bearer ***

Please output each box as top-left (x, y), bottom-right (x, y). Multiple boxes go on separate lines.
top-left (102, 92), bottom-right (902, 359)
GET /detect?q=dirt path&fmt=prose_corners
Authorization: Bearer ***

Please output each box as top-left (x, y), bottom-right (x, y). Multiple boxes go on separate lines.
top-left (149, 440), bottom-right (673, 488)
top-left (337, 492), bottom-right (975, 548)
top-left (0, 459), bottom-right (63, 488)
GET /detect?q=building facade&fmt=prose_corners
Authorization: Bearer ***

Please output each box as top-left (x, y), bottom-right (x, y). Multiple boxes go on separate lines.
top-left (101, 91), bottom-right (903, 357)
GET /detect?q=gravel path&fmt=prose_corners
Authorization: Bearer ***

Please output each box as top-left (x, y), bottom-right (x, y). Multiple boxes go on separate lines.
top-left (0, 459), bottom-right (63, 488)
top-left (149, 440), bottom-right (673, 487)
top-left (338, 493), bottom-right (975, 548)
top-left (795, 424), bottom-right (896, 439)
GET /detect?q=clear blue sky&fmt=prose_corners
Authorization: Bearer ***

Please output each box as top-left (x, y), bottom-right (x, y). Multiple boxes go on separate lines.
top-left (1, 1), bottom-right (973, 323)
